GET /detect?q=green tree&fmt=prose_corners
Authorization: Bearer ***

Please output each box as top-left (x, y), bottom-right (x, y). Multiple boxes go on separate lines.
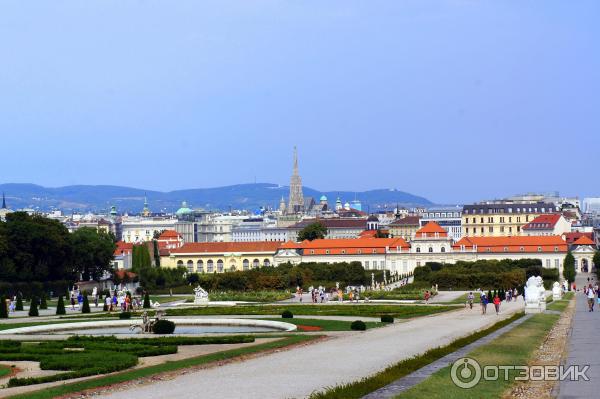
top-left (56, 295), bottom-right (66, 315)
top-left (563, 251), bottom-right (576, 289)
top-left (71, 227), bottom-right (116, 281)
top-left (0, 296), bottom-right (7, 318)
top-left (28, 296), bottom-right (39, 317)
top-left (594, 251), bottom-right (600, 279)
top-left (81, 295), bottom-right (91, 313)
top-left (39, 294), bottom-right (48, 310)
top-left (297, 222), bottom-right (327, 241)
top-left (15, 294), bottom-right (23, 311)
top-left (143, 292), bottom-right (151, 309)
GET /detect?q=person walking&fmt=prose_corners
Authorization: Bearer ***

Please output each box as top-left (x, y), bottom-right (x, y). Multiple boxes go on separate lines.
top-left (481, 293), bottom-right (488, 315)
top-left (467, 292), bottom-right (474, 310)
top-left (424, 290), bottom-right (431, 304)
top-left (493, 294), bottom-right (501, 315)
top-left (587, 284), bottom-right (595, 312)
top-left (70, 293), bottom-right (76, 310)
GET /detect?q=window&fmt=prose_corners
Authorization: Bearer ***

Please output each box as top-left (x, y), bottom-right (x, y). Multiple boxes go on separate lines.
top-left (441, 246), bottom-right (446, 253)
top-left (326, 250), bottom-right (330, 254)
top-left (341, 250), bottom-right (346, 254)
top-left (207, 260), bottom-right (214, 273)
top-left (380, 261), bottom-right (385, 269)
top-left (197, 260), bottom-right (204, 273)
top-left (310, 250), bottom-right (315, 254)
top-left (263, 259), bottom-right (270, 267)
top-left (253, 259), bottom-right (260, 268)
top-left (554, 246), bottom-right (559, 252)
top-left (372, 249), bottom-right (377, 254)
top-left (177, 260), bottom-right (183, 268)
top-left (229, 260), bottom-right (236, 271)
top-left (428, 247), bottom-right (433, 253)
top-left (537, 246), bottom-right (542, 252)
top-left (489, 226), bottom-right (493, 233)
top-left (416, 247), bottom-right (421, 253)
top-left (555, 259), bottom-right (559, 268)
top-left (519, 247), bottom-right (524, 252)
top-left (357, 249), bottom-right (362, 254)
top-left (217, 260), bottom-right (224, 272)
top-left (364, 261), bottom-right (370, 268)
top-left (243, 259), bottom-right (249, 271)
top-left (546, 259), bottom-right (551, 268)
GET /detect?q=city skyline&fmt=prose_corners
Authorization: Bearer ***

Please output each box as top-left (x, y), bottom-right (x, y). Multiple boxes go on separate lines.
top-left (1, 1), bottom-right (599, 203)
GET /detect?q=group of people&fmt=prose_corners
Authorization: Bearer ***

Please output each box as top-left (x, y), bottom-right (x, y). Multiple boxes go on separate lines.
top-left (105, 292), bottom-right (142, 312)
top-left (463, 288), bottom-right (520, 316)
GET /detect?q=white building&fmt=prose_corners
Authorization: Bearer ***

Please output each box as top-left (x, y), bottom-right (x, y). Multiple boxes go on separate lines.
top-left (419, 208), bottom-right (462, 241)
top-left (121, 216), bottom-right (177, 243)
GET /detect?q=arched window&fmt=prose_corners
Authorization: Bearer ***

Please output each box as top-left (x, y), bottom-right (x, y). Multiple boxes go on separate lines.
top-left (207, 260), bottom-right (214, 273)
top-left (441, 247), bottom-right (446, 253)
top-left (416, 247), bottom-right (421, 253)
top-left (217, 260), bottom-right (224, 273)
top-left (177, 260), bottom-right (184, 268)
top-left (253, 259), bottom-right (260, 268)
top-left (428, 247), bottom-right (433, 253)
top-left (263, 259), bottom-right (270, 267)
top-left (197, 260), bottom-right (204, 273)
top-left (229, 260), bottom-right (236, 271)
top-left (187, 260), bottom-right (194, 273)
top-left (243, 259), bottom-right (249, 271)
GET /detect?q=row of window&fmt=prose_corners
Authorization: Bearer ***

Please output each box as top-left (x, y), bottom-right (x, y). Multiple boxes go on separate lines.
top-left (415, 246), bottom-right (447, 253)
top-left (464, 226), bottom-right (521, 234)
top-left (177, 258), bottom-right (271, 273)
top-left (464, 207), bottom-right (554, 214)
top-left (464, 216), bottom-right (529, 224)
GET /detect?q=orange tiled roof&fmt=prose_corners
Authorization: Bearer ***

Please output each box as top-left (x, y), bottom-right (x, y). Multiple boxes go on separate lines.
top-left (114, 241), bottom-right (133, 256)
top-left (415, 221), bottom-right (448, 237)
top-left (452, 236), bottom-right (567, 253)
top-left (563, 232), bottom-right (593, 245)
top-left (170, 241), bottom-right (282, 254)
top-left (522, 214), bottom-right (562, 230)
top-left (158, 230), bottom-right (182, 240)
top-left (572, 236), bottom-right (595, 246)
top-left (290, 237), bottom-right (410, 255)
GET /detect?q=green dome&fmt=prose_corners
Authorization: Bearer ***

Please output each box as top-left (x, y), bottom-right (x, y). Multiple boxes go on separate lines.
top-left (320, 195), bottom-right (328, 202)
top-left (176, 201), bottom-right (193, 216)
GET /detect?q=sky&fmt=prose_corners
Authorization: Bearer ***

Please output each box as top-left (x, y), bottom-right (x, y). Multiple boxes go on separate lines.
top-left (0, 0), bottom-right (598, 204)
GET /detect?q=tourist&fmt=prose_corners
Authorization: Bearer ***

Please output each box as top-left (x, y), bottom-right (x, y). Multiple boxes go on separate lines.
top-left (112, 293), bottom-right (118, 311)
top-left (338, 288), bottom-right (343, 302)
top-left (354, 289), bottom-right (360, 303)
top-left (348, 290), bottom-right (354, 302)
top-left (105, 295), bottom-right (112, 312)
top-left (8, 298), bottom-right (15, 313)
top-left (467, 292), bottom-right (474, 309)
top-left (77, 292), bottom-right (83, 310)
top-left (70, 293), bottom-right (76, 310)
top-left (587, 284), bottom-right (595, 312)
top-left (480, 294), bottom-right (488, 315)
top-left (424, 290), bottom-right (430, 304)
top-left (493, 294), bottom-right (501, 315)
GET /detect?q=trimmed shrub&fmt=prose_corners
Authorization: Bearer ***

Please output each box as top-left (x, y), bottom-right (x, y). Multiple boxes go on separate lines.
top-left (81, 295), bottom-right (90, 314)
top-left (350, 320), bottom-right (367, 331)
top-left (28, 297), bottom-right (39, 317)
top-left (56, 296), bottom-right (66, 315)
top-left (15, 294), bottom-right (23, 311)
top-left (0, 296), bottom-right (8, 318)
top-left (119, 312), bottom-right (132, 320)
top-left (39, 295), bottom-right (48, 310)
top-left (380, 315), bottom-right (394, 323)
top-left (281, 310), bottom-right (293, 319)
top-left (152, 319), bottom-right (176, 334)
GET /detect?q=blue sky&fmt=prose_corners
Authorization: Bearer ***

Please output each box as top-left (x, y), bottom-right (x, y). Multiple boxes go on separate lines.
top-left (0, 1), bottom-right (598, 204)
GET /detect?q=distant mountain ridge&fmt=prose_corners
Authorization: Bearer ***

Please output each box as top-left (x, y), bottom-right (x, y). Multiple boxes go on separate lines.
top-left (0, 183), bottom-right (433, 213)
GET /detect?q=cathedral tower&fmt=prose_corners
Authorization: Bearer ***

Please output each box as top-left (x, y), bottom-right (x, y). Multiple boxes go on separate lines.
top-left (287, 146), bottom-right (304, 214)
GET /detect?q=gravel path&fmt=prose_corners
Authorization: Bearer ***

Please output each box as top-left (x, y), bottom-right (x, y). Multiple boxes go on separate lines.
top-left (101, 300), bottom-right (524, 399)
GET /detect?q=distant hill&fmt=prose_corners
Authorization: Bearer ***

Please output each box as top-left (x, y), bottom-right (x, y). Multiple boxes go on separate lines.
top-left (0, 183), bottom-right (433, 213)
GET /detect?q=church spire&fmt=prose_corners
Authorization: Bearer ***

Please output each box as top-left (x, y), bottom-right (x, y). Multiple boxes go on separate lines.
top-left (287, 146), bottom-right (304, 214)
top-left (1, 193), bottom-right (6, 209)
top-left (293, 145), bottom-right (299, 175)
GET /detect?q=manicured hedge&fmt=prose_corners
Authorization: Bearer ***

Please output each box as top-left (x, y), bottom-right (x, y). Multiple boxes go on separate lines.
top-left (152, 319), bottom-right (176, 334)
top-left (350, 320), bottom-right (367, 331)
top-left (282, 310), bottom-right (294, 319)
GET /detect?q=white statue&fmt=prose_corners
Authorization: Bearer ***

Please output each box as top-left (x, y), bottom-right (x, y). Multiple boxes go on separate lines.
top-left (552, 281), bottom-right (562, 300)
top-left (193, 285), bottom-right (209, 304)
top-left (525, 276), bottom-right (546, 314)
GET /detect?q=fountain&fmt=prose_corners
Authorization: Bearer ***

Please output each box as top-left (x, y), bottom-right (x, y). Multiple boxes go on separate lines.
top-left (129, 310), bottom-right (165, 333)
top-left (194, 285), bottom-right (209, 304)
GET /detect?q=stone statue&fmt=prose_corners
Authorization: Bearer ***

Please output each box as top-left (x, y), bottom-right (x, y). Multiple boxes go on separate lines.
top-left (193, 285), bottom-right (209, 304)
top-left (552, 281), bottom-right (562, 300)
top-left (525, 276), bottom-right (546, 314)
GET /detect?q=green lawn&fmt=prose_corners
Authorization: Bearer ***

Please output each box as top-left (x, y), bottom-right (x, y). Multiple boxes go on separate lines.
top-left (393, 313), bottom-right (560, 398)
top-left (266, 318), bottom-right (385, 331)
top-left (6, 334), bottom-right (319, 399)
top-left (0, 363), bottom-right (12, 378)
top-left (166, 304), bottom-right (456, 319)
top-left (546, 291), bottom-right (575, 312)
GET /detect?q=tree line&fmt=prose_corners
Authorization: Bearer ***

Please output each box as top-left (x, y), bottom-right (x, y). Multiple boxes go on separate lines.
top-left (0, 212), bottom-right (116, 284)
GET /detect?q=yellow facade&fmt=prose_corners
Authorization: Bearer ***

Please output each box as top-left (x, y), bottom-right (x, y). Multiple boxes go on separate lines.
top-left (462, 212), bottom-right (542, 237)
top-left (161, 251), bottom-right (276, 273)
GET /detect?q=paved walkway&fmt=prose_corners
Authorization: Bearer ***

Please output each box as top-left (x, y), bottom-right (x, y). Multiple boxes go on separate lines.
top-left (362, 313), bottom-right (532, 398)
top-left (101, 301), bottom-right (524, 399)
top-left (558, 273), bottom-right (599, 399)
